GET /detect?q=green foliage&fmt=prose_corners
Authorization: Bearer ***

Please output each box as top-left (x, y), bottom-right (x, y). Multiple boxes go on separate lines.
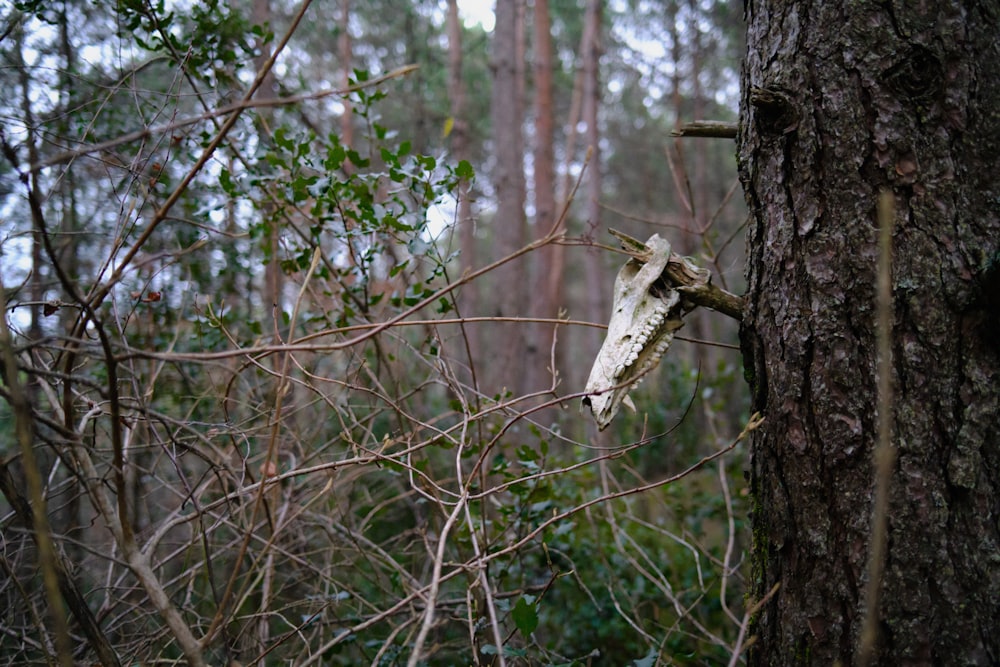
top-left (0, 2), bottom-right (749, 665)
top-left (116, 0), bottom-right (255, 86)
top-left (208, 71), bottom-right (471, 334)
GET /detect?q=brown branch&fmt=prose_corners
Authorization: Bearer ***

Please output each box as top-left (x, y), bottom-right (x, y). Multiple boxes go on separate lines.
top-left (608, 228), bottom-right (745, 321)
top-left (670, 120), bottom-right (738, 138)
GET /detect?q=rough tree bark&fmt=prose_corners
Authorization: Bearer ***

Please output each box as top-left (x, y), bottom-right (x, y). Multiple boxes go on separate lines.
top-left (738, 1), bottom-right (1000, 665)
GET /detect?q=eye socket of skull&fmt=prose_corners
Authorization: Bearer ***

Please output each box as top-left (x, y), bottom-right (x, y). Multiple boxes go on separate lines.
top-left (649, 277), bottom-right (670, 299)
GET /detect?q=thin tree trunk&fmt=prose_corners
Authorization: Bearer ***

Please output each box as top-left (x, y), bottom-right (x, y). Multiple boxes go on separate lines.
top-left (253, 0), bottom-right (282, 326)
top-left (552, 15), bottom-right (589, 396)
top-left (488, 0), bottom-right (527, 396)
top-left (446, 0), bottom-right (479, 376)
top-left (252, 0), bottom-right (280, 655)
top-left (581, 0), bottom-right (604, 363)
top-left (524, 0), bottom-right (557, 396)
top-left (738, 1), bottom-right (1000, 664)
top-left (680, 0), bottom-right (717, 431)
top-left (339, 0), bottom-right (353, 152)
top-left (687, 0), bottom-right (709, 231)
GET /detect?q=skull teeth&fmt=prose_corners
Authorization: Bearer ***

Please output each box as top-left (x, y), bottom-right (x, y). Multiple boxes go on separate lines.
top-left (611, 332), bottom-right (677, 382)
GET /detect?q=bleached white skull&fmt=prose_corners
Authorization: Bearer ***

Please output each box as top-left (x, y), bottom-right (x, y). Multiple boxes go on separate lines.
top-left (583, 234), bottom-right (686, 430)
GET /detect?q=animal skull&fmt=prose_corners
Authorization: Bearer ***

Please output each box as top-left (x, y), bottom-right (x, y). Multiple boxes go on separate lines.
top-left (583, 234), bottom-right (687, 430)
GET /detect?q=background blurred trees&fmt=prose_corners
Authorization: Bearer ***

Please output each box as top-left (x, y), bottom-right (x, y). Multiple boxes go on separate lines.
top-left (0, 1), bottom-right (750, 664)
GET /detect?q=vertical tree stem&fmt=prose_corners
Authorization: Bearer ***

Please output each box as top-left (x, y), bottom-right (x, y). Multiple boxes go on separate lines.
top-left (859, 188), bottom-right (897, 665)
top-left (0, 280), bottom-right (73, 666)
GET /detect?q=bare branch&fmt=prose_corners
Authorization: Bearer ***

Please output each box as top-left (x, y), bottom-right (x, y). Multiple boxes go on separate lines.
top-left (670, 120), bottom-right (739, 138)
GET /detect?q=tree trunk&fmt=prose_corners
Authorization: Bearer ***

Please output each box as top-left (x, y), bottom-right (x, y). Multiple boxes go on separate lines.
top-left (555, 18), bottom-right (587, 395)
top-left (738, 2), bottom-right (1000, 665)
top-left (488, 0), bottom-right (527, 395)
top-left (252, 0), bottom-right (280, 655)
top-left (525, 0), bottom-right (557, 396)
top-left (667, 0), bottom-right (719, 423)
top-left (581, 0), bottom-right (604, 362)
top-left (446, 0), bottom-right (479, 378)
top-left (339, 0), bottom-right (353, 152)
top-left (253, 0), bottom-right (282, 325)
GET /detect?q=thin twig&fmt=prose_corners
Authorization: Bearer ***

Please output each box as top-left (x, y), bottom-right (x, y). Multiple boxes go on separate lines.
top-left (25, 65), bottom-right (419, 174)
top-left (727, 583), bottom-right (781, 667)
top-left (858, 189), bottom-right (897, 666)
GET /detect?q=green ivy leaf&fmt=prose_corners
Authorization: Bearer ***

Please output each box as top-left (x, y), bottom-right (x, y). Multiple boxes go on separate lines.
top-left (516, 445), bottom-right (538, 462)
top-left (480, 644), bottom-right (527, 658)
top-left (218, 168), bottom-right (236, 195)
top-left (382, 213), bottom-right (413, 232)
top-left (290, 175), bottom-right (317, 202)
top-left (273, 126), bottom-right (294, 151)
top-left (388, 260), bottom-right (409, 277)
top-left (347, 149), bottom-right (370, 168)
top-left (325, 144), bottom-right (346, 170)
top-left (456, 159), bottom-right (474, 180)
top-left (511, 595), bottom-right (538, 637)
